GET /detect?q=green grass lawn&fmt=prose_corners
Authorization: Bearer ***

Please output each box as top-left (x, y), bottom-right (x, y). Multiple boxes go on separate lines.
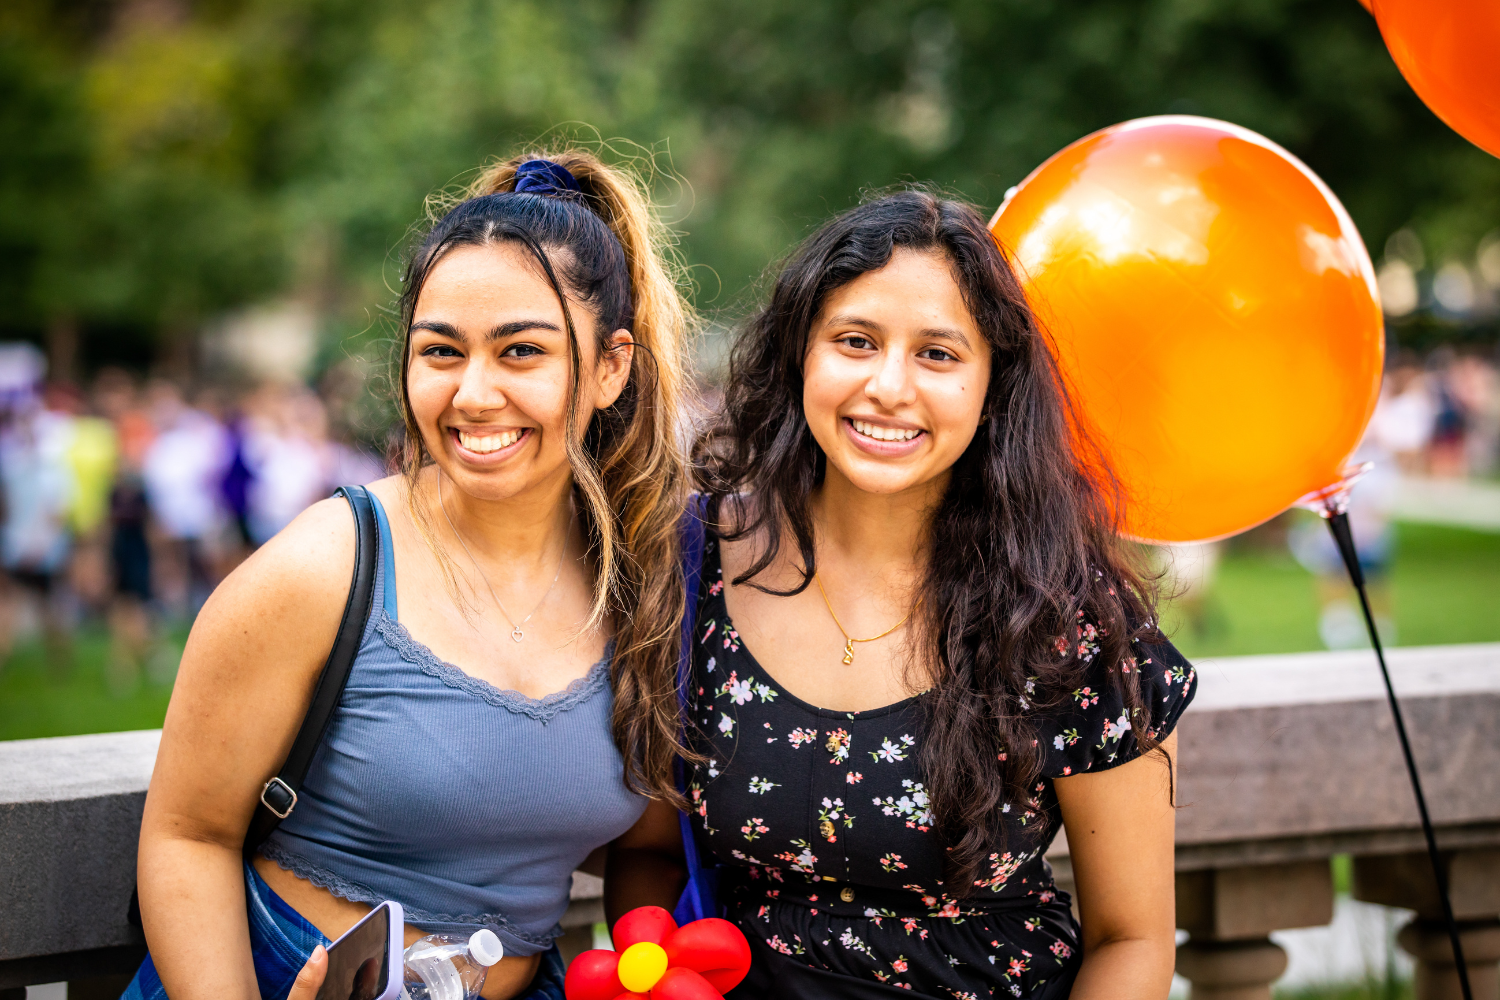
top-left (1, 521), bottom-right (1496, 742)
top-left (1385, 523), bottom-right (1500, 647)
top-left (1165, 520), bottom-right (1500, 660)
top-left (0, 626), bottom-right (184, 742)
top-left (1274, 981), bottom-right (1411, 1000)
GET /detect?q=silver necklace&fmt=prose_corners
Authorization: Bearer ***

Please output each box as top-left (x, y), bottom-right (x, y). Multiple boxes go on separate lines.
top-left (438, 477), bottom-right (568, 642)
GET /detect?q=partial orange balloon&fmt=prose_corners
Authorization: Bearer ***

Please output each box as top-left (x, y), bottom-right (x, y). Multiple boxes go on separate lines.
top-left (1373, 0), bottom-right (1500, 159)
top-left (991, 116), bottom-right (1384, 543)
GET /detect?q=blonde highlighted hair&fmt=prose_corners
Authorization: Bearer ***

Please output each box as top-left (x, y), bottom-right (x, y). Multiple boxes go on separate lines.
top-left (394, 144), bottom-right (693, 803)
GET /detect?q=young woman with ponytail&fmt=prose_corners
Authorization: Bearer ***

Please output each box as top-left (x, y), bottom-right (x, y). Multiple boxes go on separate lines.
top-left (620, 190), bottom-right (1198, 999)
top-left (127, 148), bottom-right (694, 1000)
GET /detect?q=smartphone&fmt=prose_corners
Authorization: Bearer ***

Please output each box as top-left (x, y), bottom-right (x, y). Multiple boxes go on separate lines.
top-left (316, 900), bottom-right (405, 1000)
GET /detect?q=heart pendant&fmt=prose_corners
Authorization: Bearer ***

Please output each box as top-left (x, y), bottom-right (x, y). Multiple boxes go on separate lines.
top-left (511, 627), bottom-right (524, 642)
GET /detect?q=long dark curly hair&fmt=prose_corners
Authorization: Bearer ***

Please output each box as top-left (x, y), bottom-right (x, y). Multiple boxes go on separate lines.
top-left (693, 189), bottom-right (1163, 893)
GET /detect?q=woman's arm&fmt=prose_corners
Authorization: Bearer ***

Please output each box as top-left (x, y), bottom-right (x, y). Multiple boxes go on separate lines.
top-left (136, 498), bottom-right (356, 1000)
top-left (1053, 731), bottom-right (1179, 1000)
top-left (604, 798), bottom-right (688, 927)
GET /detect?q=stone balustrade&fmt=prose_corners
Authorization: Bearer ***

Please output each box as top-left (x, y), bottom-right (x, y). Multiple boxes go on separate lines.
top-left (1, 642), bottom-right (1496, 1000)
top-left (1157, 641), bottom-right (1500, 1000)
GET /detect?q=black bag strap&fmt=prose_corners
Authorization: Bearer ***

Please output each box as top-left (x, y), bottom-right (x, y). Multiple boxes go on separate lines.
top-left (243, 484), bottom-right (380, 854)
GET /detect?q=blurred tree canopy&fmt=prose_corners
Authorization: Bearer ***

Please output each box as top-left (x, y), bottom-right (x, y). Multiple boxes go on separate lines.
top-left (2, 0), bottom-right (1497, 370)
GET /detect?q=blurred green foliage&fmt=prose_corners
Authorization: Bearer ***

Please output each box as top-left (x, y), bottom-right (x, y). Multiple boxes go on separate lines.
top-left (2, 0), bottom-right (1499, 363)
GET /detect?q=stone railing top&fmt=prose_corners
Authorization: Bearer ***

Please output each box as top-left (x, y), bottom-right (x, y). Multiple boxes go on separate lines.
top-left (3, 642), bottom-right (1490, 803)
top-left (1172, 641), bottom-right (1500, 867)
top-left (1, 729), bottom-right (159, 805)
top-left (1187, 641), bottom-right (1500, 712)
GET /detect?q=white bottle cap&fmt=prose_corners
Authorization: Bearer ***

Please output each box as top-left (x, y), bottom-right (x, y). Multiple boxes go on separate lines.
top-left (468, 929), bottom-right (504, 967)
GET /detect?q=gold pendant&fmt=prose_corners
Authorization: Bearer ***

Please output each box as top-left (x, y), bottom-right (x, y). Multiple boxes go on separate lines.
top-left (842, 639), bottom-right (854, 665)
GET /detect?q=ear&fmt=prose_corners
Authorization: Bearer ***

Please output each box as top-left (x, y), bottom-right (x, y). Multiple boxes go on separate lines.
top-left (592, 329), bottom-right (635, 410)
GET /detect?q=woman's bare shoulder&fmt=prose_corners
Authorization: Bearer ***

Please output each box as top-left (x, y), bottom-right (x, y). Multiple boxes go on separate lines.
top-left (706, 491), bottom-right (758, 536)
top-left (248, 475), bottom-right (404, 598)
top-left (712, 497), bottom-right (804, 591)
top-left (251, 495), bottom-right (362, 590)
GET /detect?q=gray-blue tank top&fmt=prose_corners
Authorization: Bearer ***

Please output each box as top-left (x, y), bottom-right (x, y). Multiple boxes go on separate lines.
top-left (260, 492), bottom-right (647, 956)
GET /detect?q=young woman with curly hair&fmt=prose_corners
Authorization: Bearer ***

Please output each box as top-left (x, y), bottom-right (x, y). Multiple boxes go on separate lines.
top-left (619, 190), bottom-right (1196, 1000)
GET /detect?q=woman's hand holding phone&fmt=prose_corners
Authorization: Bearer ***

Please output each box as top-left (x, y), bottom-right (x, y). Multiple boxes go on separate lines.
top-left (288, 947), bottom-right (329, 1000)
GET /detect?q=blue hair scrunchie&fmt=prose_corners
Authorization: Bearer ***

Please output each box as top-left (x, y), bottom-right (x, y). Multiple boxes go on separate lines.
top-left (513, 159), bottom-right (582, 198)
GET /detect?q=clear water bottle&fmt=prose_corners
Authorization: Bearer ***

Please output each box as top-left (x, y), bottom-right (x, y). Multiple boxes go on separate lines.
top-left (401, 929), bottom-right (504, 1000)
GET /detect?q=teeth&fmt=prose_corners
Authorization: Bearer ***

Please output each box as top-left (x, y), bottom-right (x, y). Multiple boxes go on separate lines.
top-left (851, 419), bottom-right (921, 442)
top-left (457, 429), bottom-right (523, 454)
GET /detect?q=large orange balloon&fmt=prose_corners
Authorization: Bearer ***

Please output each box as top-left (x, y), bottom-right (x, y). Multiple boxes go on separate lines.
top-left (991, 116), bottom-right (1383, 543)
top-left (1373, 0), bottom-right (1500, 159)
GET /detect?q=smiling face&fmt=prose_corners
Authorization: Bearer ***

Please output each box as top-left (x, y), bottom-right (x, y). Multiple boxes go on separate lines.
top-left (802, 248), bottom-right (992, 499)
top-left (404, 242), bottom-right (632, 503)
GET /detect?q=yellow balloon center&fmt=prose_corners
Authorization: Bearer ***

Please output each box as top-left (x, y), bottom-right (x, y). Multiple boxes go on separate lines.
top-left (616, 941), bottom-right (670, 993)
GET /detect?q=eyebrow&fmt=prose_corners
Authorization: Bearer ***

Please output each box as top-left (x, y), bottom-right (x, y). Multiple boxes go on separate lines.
top-left (409, 318), bottom-right (563, 341)
top-left (823, 313), bottom-right (973, 350)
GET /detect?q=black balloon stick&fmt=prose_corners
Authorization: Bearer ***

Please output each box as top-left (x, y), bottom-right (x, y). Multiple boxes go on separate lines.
top-left (1323, 509), bottom-right (1472, 1000)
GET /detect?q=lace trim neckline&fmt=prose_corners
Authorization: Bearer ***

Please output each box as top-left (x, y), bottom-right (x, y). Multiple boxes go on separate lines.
top-left (375, 614), bottom-right (612, 722)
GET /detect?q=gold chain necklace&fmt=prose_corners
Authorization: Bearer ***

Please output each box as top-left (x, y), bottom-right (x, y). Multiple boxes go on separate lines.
top-left (813, 573), bottom-right (919, 664)
top-left (438, 476), bottom-right (569, 642)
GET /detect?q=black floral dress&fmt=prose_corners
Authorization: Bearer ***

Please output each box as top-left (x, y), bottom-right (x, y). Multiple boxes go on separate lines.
top-left (684, 536), bottom-right (1197, 1000)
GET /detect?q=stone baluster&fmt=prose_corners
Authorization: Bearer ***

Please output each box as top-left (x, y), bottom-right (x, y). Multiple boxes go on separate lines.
top-left (1353, 849), bottom-right (1500, 1000)
top-left (1175, 860), bottom-right (1334, 1000)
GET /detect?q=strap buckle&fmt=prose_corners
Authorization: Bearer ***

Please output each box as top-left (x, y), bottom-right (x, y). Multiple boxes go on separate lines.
top-left (260, 777), bottom-right (298, 820)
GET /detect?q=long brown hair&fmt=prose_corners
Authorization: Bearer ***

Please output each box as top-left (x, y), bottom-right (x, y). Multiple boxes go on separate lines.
top-left (396, 146), bottom-right (692, 804)
top-left (695, 190), bottom-right (1165, 890)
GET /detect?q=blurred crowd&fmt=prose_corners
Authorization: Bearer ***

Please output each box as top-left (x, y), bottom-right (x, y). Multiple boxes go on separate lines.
top-left (1366, 347), bottom-right (1500, 478)
top-left (0, 343), bottom-right (382, 689)
top-left (1284, 347), bottom-right (1497, 647)
top-left (2, 337), bottom-right (1495, 677)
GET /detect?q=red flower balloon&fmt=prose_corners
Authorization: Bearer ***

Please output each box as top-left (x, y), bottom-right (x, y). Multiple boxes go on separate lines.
top-left (564, 907), bottom-right (751, 1000)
